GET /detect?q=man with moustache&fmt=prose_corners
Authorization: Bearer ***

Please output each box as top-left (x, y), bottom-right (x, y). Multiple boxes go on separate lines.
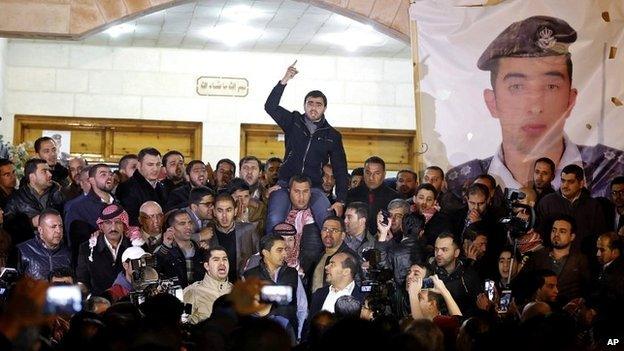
top-left (446, 16), bottom-right (624, 198)
top-left (62, 157), bottom-right (87, 201)
top-left (239, 156), bottom-right (265, 202)
top-left (396, 169), bottom-right (419, 199)
top-left (161, 150), bottom-right (187, 199)
top-left (34, 136), bottom-right (69, 186)
top-left (0, 159), bottom-right (17, 210)
top-left (76, 204), bottom-right (132, 295)
top-left (166, 160), bottom-right (211, 211)
top-left (531, 157), bottom-right (556, 205)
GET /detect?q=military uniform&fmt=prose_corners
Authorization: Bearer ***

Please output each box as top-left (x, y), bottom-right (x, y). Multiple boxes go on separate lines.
top-left (447, 16), bottom-right (624, 198)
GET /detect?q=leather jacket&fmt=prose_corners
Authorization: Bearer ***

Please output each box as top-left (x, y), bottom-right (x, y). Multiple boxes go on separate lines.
top-left (17, 236), bottom-right (71, 280)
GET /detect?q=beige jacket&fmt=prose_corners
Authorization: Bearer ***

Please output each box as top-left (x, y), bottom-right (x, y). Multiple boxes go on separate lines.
top-left (183, 273), bottom-right (232, 324)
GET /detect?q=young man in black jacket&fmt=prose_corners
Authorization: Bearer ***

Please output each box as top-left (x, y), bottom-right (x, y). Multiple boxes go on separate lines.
top-left (264, 63), bottom-right (349, 234)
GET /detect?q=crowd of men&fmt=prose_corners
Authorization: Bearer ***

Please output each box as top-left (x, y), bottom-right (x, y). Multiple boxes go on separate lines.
top-left (0, 16), bottom-right (623, 350)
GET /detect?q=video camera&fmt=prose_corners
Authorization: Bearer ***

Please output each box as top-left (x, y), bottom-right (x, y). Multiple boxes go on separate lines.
top-left (360, 248), bottom-right (395, 318)
top-left (127, 255), bottom-right (183, 305)
top-left (498, 189), bottom-right (536, 238)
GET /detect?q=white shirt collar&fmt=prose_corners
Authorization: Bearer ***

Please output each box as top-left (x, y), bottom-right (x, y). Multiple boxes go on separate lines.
top-left (488, 135), bottom-right (582, 191)
top-left (103, 235), bottom-right (121, 261)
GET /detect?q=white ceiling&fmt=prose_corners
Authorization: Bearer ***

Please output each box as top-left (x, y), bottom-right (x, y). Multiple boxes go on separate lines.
top-left (79, 0), bottom-right (410, 58)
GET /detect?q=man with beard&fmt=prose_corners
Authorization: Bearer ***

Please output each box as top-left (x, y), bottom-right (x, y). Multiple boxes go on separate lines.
top-left (155, 209), bottom-right (205, 287)
top-left (65, 164), bottom-right (116, 261)
top-left (321, 164), bottom-right (336, 204)
top-left (0, 159), bottom-right (17, 210)
top-left (264, 157), bottom-right (282, 188)
top-left (531, 158), bottom-right (556, 205)
top-left (161, 150), bottom-right (188, 198)
top-left (523, 215), bottom-right (590, 304)
top-left (117, 147), bottom-right (167, 226)
top-left (166, 160), bottom-right (211, 211)
top-left (34, 136), bottom-right (69, 186)
top-left (396, 170), bottom-right (418, 199)
top-left (76, 204), bottom-right (132, 295)
top-left (229, 178), bottom-right (266, 239)
top-left (62, 157), bottom-right (87, 201)
top-left (239, 156), bottom-right (265, 202)
top-left (214, 159), bottom-right (236, 193)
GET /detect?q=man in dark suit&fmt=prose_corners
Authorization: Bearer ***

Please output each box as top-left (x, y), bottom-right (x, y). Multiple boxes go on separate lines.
top-left (76, 204), bottom-right (131, 296)
top-left (309, 251), bottom-right (364, 317)
top-left (117, 147), bottom-right (166, 226)
top-left (346, 156), bottom-right (399, 235)
top-left (523, 214), bottom-right (590, 305)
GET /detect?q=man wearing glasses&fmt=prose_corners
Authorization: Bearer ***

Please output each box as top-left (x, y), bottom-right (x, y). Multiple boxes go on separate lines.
top-left (184, 187), bottom-right (218, 250)
top-left (607, 176), bottom-right (624, 234)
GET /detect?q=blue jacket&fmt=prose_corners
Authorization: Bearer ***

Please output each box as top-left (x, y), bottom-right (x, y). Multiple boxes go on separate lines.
top-left (265, 82), bottom-right (349, 202)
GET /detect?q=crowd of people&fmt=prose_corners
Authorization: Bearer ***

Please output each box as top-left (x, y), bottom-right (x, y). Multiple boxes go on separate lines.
top-left (0, 64), bottom-right (622, 351)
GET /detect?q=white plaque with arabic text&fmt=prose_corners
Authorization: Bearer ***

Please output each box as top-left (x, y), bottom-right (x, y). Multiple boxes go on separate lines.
top-left (196, 76), bottom-right (249, 97)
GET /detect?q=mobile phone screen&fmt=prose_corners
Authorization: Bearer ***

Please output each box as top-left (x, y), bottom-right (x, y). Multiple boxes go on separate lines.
top-left (498, 290), bottom-right (512, 313)
top-left (260, 285), bottom-right (293, 305)
top-left (484, 280), bottom-right (495, 301)
top-left (44, 285), bottom-right (82, 315)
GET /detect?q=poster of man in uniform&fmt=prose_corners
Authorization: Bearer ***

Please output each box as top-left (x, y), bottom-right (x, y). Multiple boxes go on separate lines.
top-left (410, 0), bottom-right (624, 198)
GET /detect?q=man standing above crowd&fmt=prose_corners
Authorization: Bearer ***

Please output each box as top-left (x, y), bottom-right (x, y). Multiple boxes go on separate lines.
top-left (264, 62), bottom-right (349, 234)
top-left (117, 147), bottom-right (166, 226)
top-left (34, 136), bottom-right (68, 186)
top-left (347, 156), bottom-right (398, 235)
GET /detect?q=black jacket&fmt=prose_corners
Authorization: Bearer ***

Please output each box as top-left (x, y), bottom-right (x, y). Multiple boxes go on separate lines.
top-left (346, 184), bottom-right (399, 235)
top-left (265, 82), bottom-right (349, 202)
top-left (154, 240), bottom-right (205, 288)
top-left (307, 241), bottom-right (358, 294)
top-left (4, 183), bottom-right (65, 244)
top-left (16, 236), bottom-right (71, 280)
top-left (430, 260), bottom-right (483, 317)
top-left (117, 171), bottom-right (167, 226)
top-left (308, 283), bottom-right (365, 318)
top-left (76, 235), bottom-right (131, 296)
top-left (165, 182), bottom-right (192, 211)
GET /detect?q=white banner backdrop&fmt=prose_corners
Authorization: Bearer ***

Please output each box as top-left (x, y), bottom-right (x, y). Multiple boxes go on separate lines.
top-left (410, 0), bottom-right (624, 196)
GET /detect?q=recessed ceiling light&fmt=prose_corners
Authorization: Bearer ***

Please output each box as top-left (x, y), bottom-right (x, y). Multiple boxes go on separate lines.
top-left (202, 23), bottom-right (263, 47)
top-left (221, 5), bottom-right (267, 22)
top-left (105, 24), bottom-right (135, 38)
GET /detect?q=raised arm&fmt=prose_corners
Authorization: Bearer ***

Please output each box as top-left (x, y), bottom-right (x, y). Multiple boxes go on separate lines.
top-left (264, 63), bottom-right (299, 130)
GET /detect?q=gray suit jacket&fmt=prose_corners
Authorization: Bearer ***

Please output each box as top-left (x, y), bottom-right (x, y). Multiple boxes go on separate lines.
top-left (215, 222), bottom-right (258, 277)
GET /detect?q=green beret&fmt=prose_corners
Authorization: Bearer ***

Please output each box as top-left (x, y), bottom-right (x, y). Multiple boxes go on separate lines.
top-left (477, 15), bottom-right (577, 71)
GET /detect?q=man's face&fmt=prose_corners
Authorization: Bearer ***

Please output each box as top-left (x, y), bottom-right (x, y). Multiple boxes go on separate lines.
top-left (214, 199), bottom-right (236, 228)
top-left (321, 219), bottom-right (345, 249)
top-left (205, 250), bottom-right (229, 281)
top-left (304, 96), bottom-right (326, 122)
top-left (473, 234), bottom-right (488, 259)
top-left (551, 220), bottom-right (575, 249)
top-left (325, 253), bottom-right (347, 286)
top-left (415, 189), bottom-right (436, 212)
top-left (0, 164), bottom-right (17, 190)
top-left (537, 276), bottom-right (559, 303)
top-left (79, 171), bottom-right (91, 194)
top-left (216, 163), bottom-right (234, 188)
top-left (473, 178), bottom-right (495, 201)
top-left (121, 158), bottom-right (139, 177)
top-left (188, 163), bottom-right (207, 187)
top-left (533, 161), bottom-right (555, 190)
top-left (38, 215), bottom-right (63, 248)
top-left (396, 172), bottom-right (417, 197)
top-left (139, 154), bottom-right (162, 182)
top-left (322, 165), bottom-right (335, 194)
top-left (498, 251), bottom-right (518, 280)
top-left (389, 207), bottom-right (406, 233)
top-left (560, 172), bottom-right (583, 199)
top-left (38, 140), bottom-right (59, 165)
top-left (289, 181), bottom-right (311, 210)
top-left (467, 193), bottom-right (488, 215)
top-left (232, 189), bottom-right (251, 208)
top-left (596, 236), bottom-right (619, 265)
top-left (68, 159), bottom-right (86, 184)
top-left (92, 166), bottom-right (114, 192)
top-left (423, 169), bottom-right (444, 192)
top-left (139, 205), bottom-right (163, 235)
top-left (484, 56), bottom-right (577, 155)
top-left (364, 162), bottom-right (385, 190)
top-left (610, 183), bottom-right (624, 208)
top-left (350, 175), bottom-right (363, 189)
top-left (165, 154), bottom-right (184, 181)
top-left (240, 160), bottom-right (261, 186)
top-left (344, 208), bottom-right (365, 236)
top-left (172, 213), bottom-right (193, 242)
top-left (191, 195), bottom-right (214, 220)
top-left (264, 240), bottom-right (287, 268)
top-left (434, 237), bottom-right (459, 269)
top-left (265, 161), bottom-right (281, 187)
top-left (31, 163), bottom-right (53, 190)
top-left (100, 218), bottom-right (124, 242)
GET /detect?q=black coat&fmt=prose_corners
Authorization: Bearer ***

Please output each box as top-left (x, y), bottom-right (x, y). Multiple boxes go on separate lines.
top-left (590, 256), bottom-right (624, 339)
top-left (346, 184), bottom-right (399, 235)
top-left (4, 183), bottom-right (65, 244)
top-left (308, 283), bottom-right (366, 318)
top-left (430, 260), bottom-right (483, 317)
top-left (17, 236), bottom-right (71, 280)
top-left (154, 240), bottom-right (205, 288)
top-left (117, 171), bottom-right (167, 226)
top-left (76, 235), bottom-right (131, 296)
top-left (265, 82), bottom-right (349, 202)
top-left (165, 183), bottom-right (192, 211)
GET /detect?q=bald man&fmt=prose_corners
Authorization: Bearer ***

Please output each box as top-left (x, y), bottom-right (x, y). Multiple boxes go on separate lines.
top-left (139, 201), bottom-right (164, 253)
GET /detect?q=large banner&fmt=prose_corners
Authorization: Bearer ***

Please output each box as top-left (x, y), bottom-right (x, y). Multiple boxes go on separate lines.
top-left (410, 0), bottom-right (624, 197)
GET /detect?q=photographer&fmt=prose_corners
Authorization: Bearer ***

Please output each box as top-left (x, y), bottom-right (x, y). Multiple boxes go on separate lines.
top-left (106, 245), bottom-right (149, 302)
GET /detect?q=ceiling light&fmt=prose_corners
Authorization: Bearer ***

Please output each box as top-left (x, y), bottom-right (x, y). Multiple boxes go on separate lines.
top-left (221, 5), bottom-right (266, 22)
top-left (105, 24), bottom-right (135, 38)
top-left (202, 23), bottom-right (263, 47)
top-left (319, 26), bottom-right (386, 52)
